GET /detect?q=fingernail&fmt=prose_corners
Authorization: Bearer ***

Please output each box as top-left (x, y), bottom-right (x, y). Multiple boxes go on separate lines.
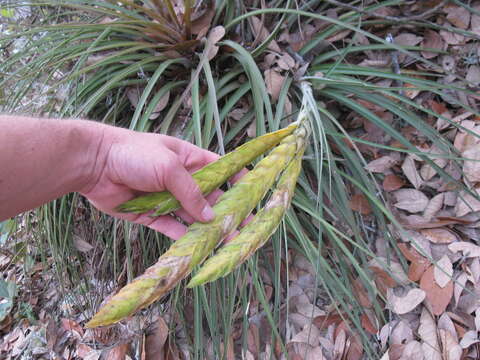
top-left (202, 205), bottom-right (215, 222)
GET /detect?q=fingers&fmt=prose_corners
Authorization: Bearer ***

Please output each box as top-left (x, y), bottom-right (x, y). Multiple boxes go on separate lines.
top-left (175, 189), bottom-right (223, 224)
top-left (162, 136), bottom-right (219, 172)
top-left (131, 213), bottom-right (188, 240)
top-left (162, 155), bottom-right (215, 223)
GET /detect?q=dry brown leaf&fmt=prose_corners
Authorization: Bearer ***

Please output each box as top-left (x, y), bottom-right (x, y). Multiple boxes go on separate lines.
top-left (448, 242), bottom-right (480, 258)
top-left (446, 5), bottom-right (471, 29)
top-left (206, 26), bottom-right (225, 60)
top-left (439, 30), bottom-right (465, 45)
top-left (391, 320), bottom-right (413, 345)
top-left (333, 329), bottom-right (346, 360)
top-left (143, 317), bottom-right (169, 360)
top-left (365, 156), bottom-right (397, 173)
top-left (466, 66), bottom-right (480, 87)
top-left (454, 272), bottom-right (468, 307)
top-left (383, 174), bottom-right (405, 192)
top-left (264, 69), bottom-right (285, 103)
top-left (459, 330), bottom-right (479, 349)
top-left (402, 155), bottom-right (423, 189)
top-left (290, 324), bottom-right (320, 347)
top-left (462, 147), bottom-right (480, 183)
top-left (423, 193), bottom-right (444, 221)
top-left (455, 189), bottom-right (480, 217)
top-left (395, 33), bottom-right (423, 46)
top-left (277, 53), bottom-right (296, 70)
top-left (105, 344), bottom-right (129, 360)
top-left (421, 29), bottom-right (444, 59)
top-left (387, 288), bottom-right (426, 315)
top-left (433, 255), bottom-right (453, 288)
top-left (438, 329), bottom-right (462, 360)
top-left (400, 340), bottom-right (423, 360)
top-left (149, 90), bottom-right (170, 119)
top-left (418, 308), bottom-right (442, 360)
top-left (394, 189), bottom-right (429, 213)
top-left (369, 258), bottom-right (409, 287)
top-left (398, 243), bottom-right (430, 282)
top-left (350, 193), bottom-right (372, 215)
top-left (73, 237), bottom-right (94, 253)
top-left (420, 265), bottom-right (453, 316)
top-left (420, 228), bottom-right (457, 244)
top-left (471, 10), bottom-right (480, 36)
top-left (249, 16), bottom-right (281, 52)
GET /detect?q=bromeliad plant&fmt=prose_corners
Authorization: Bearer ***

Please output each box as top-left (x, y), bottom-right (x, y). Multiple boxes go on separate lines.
top-left (87, 83), bottom-right (312, 327)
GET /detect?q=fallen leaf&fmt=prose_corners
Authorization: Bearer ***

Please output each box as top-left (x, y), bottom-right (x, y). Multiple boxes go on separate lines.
top-left (446, 5), bottom-right (471, 29)
top-left (333, 329), bottom-right (346, 360)
top-left (400, 340), bottom-right (423, 360)
top-left (365, 156), bottom-right (397, 173)
top-left (206, 26), bottom-right (225, 60)
top-left (383, 174), bottom-right (404, 191)
top-left (439, 329), bottom-right (462, 360)
top-left (420, 265), bottom-right (453, 315)
top-left (350, 193), bottom-right (372, 215)
top-left (466, 66), bottom-right (480, 87)
top-left (433, 255), bottom-right (453, 288)
top-left (455, 188), bottom-right (480, 217)
top-left (423, 193), bottom-right (444, 221)
top-left (418, 308), bottom-right (441, 360)
top-left (421, 29), bottom-right (444, 59)
top-left (395, 33), bottom-right (423, 46)
top-left (149, 90), bottom-right (170, 119)
top-left (454, 272), bottom-right (468, 307)
top-left (390, 320), bottom-right (413, 345)
top-left (462, 147), bottom-right (480, 182)
top-left (144, 317), bottom-right (169, 360)
top-left (277, 53), bottom-right (296, 70)
top-left (264, 69), bottom-right (285, 102)
top-left (401, 155), bottom-right (423, 189)
top-left (73, 237), bottom-right (94, 253)
top-left (394, 189), bottom-right (429, 213)
top-left (420, 228), bottom-right (457, 244)
top-left (459, 330), bottom-right (479, 349)
top-left (290, 324), bottom-right (320, 347)
top-left (448, 242), bottom-right (480, 257)
top-left (387, 288), bottom-right (425, 315)
top-left (105, 344), bottom-right (129, 360)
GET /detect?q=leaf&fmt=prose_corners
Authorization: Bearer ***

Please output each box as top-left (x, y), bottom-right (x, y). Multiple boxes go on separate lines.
top-left (466, 66), bottom-right (480, 87)
top-left (349, 193), bottom-right (372, 215)
top-left (144, 317), bottom-right (169, 360)
top-left (418, 307), bottom-right (442, 360)
top-left (383, 174), bottom-right (404, 191)
top-left (364, 156), bottom-right (397, 173)
top-left (438, 329), bottom-right (462, 360)
top-left (459, 330), bottom-right (479, 349)
top-left (420, 265), bottom-right (453, 316)
top-left (264, 69), bottom-right (285, 102)
top-left (421, 30), bottom-right (444, 59)
top-left (149, 90), bottom-right (170, 119)
top-left (433, 255), bottom-right (453, 288)
top-left (394, 33), bottom-right (423, 46)
top-left (398, 243), bottom-right (430, 282)
top-left (206, 26), bottom-right (225, 60)
top-left (420, 228), bottom-right (457, 244)
top-left (401, 341), bottom-right (424, 360)
top-left (105, 344), bottom-right (129, 360)
top-left (423, 193), bottom-right (444, 221)
top-left (401, 155), bottom-right (422, 189)
top-left (394, 189), bottom-right (429, 213)
top-left (387, 288), bottom-right (425, 315)
top-left (446, 5), bottom-right (471, 29)
top-left (448, 242), bottom-right (480, 258)
top-left (73, 237), bottom-right (94, 253)
top-left (462, 147), bottom-right (480, 182)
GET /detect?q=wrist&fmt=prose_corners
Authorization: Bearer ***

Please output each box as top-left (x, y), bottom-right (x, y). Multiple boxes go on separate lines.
top-left (71, 120), bottom-right (111, 194)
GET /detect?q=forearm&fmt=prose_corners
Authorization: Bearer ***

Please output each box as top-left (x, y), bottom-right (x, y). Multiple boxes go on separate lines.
top-left (0, 116), bottom-right (105, 220)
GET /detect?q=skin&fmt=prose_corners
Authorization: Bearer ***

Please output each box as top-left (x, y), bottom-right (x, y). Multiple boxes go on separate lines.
top-left (0, 115), bottom-right (228, 239)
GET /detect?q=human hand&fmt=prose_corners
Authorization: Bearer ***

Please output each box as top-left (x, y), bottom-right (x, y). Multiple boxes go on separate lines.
top-left (80, 126), bottom-right (222, 240)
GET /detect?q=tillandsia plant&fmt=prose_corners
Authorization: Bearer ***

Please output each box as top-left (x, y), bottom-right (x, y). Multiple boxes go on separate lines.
top-left (86, 85), bottom-right (312, 327)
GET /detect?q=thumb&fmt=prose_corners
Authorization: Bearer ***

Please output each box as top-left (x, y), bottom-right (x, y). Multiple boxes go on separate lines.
top-left (162, 154), bottom-right (215, 223)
